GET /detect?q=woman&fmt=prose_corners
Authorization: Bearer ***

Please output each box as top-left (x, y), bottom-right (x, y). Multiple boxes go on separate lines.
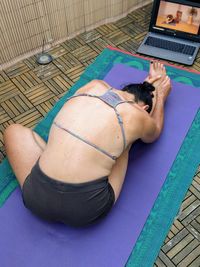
top-left (3, 61), bottom-right (171, 227)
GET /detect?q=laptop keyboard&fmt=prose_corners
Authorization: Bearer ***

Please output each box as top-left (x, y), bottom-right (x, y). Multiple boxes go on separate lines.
top-left (144, 37), bottom-right (196, 56)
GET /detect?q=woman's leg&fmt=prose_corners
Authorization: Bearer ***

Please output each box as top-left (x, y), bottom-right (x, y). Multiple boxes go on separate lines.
top-left (3, 124), bottom-right (46, 188)
top-left (108, 146), bottom-right (130, 202)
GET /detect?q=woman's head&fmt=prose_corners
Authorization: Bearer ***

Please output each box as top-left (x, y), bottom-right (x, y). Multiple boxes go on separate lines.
top-left (122, 81), bottom-right (155, 113)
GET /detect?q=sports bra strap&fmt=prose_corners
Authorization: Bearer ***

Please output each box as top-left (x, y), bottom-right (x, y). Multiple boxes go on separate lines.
top-left (114, 108), bottom-right (126, 151)
top-left (53, 121), bottom-right (117, 161)
top-left (56, 87), bottom-right (135, 160)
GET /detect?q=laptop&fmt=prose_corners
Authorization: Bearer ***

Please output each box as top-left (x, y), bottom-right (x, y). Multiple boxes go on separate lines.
top-left (137, 0), bottom-right (200, 65)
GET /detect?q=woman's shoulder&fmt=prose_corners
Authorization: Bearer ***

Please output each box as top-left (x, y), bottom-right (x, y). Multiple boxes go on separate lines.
top-left (76, 79), bottom-right (112, 95)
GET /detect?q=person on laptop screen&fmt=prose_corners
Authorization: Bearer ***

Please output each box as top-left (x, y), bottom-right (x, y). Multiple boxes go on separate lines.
top-left (156, 1), bottom-right (200, 35)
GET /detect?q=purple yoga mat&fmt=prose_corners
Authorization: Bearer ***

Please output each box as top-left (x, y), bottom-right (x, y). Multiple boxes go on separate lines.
top-left (0, 64), bottom-right (199, 267)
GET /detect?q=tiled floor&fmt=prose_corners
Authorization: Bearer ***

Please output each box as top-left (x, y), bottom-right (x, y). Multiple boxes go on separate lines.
top-left (0, 3), bottom-right (200, 266)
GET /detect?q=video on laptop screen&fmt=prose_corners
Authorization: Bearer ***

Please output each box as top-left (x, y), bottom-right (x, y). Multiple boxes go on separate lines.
top-left (155, 0), bottom-right (200, 35)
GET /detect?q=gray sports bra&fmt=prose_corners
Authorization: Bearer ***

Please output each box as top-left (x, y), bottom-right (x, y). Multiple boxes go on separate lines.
top-left (53, 88), bottom-right (134, 160)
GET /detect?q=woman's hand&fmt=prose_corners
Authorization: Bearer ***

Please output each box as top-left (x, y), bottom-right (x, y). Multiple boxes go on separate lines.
top-left (145, 61), bottom-right (167, 88)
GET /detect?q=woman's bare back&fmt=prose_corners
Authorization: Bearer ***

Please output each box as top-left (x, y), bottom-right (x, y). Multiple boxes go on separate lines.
top-left (39, 80), bottom-right (144, 183)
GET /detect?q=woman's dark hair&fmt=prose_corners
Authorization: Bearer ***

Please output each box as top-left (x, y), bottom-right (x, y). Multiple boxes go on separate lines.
top-left (122, 81), bottom-right (155, 113)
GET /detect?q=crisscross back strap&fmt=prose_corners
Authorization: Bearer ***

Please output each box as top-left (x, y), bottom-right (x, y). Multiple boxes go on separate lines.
top-left (56, 88), bottom-right (135, 160)
top-left (53, 121), bottom-right (117, 161)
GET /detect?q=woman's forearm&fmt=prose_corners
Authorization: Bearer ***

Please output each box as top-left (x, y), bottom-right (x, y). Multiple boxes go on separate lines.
top-left (151, 97), bottom-right (165, 138)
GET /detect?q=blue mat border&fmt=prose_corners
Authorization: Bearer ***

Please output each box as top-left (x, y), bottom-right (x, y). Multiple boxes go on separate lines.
top-left (0, 47), bottom-right (200, 267)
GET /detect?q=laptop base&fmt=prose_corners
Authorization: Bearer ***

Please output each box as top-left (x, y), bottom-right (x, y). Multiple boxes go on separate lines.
top-left (137, 33), bottom-right (199, 66)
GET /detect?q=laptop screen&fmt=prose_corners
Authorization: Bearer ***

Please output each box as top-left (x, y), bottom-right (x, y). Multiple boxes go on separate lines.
top-left (150, 0), bottom-right (200, 41)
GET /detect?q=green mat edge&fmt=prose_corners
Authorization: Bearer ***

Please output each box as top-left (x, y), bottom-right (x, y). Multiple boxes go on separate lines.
top-left (126, 109), bottom-right (200, 267)
top-left (0, 47), bottom-right (199, 267)
top-left (0, 178), bottom-right (18, 205)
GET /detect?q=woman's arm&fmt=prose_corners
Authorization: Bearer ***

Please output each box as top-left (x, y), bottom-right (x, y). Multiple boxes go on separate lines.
top-left (141, 76), bottom-right (171, 143)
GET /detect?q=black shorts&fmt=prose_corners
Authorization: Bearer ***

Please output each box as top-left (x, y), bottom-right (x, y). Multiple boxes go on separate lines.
top-left (22, 160), bottom-right (115, 227)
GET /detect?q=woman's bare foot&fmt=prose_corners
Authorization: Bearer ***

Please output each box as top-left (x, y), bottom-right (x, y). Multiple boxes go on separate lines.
top-left (145, 61), bottom-right (166, 88)
top-left (149, 61), bottom-right (166, 78)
